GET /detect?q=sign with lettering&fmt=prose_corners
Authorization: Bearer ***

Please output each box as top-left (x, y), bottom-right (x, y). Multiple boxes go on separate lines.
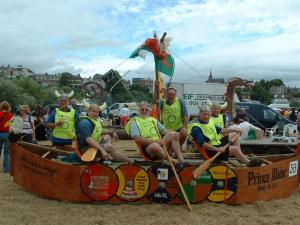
top-left (288, 160), bottom-right (298, 177)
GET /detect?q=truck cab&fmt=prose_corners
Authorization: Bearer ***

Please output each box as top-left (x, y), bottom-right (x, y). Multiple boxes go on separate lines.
top-left (235, 102), bottom-right (295, 130)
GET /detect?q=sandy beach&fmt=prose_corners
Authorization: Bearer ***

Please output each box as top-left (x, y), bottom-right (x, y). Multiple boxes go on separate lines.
top-left (1, 139), bottom-right (300, 225)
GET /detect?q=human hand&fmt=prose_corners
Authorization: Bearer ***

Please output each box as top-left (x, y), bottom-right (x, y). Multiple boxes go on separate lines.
top-left (217, 146), bottom-right (226, 153)
top-left (100, 149), bottom-right (109, 160)
top-left (56, 121), bottom-right (64, 127)
top-left (155, 139), bottom-right (164, 146)
top-left (112, 132), bottom-right (119, 142)
top-left (180, 127), bottom-right (187, 135)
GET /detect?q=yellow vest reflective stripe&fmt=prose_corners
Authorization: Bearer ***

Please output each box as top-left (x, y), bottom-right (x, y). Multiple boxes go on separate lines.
top-left (187, 120), bottom-right (221, 146)
top-left (210, 114), bottom-right (224, 128)
top-left (53, 108), bottom-right (75, 139)
top-left (162, 97), bottom-right (183, 131)
top-left (125, 117), bottom-right (160, 140)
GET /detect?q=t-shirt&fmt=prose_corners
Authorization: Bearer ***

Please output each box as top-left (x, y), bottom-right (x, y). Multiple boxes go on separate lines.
top-left (231, 121), bottom-right (261, 140)
top-left (76, 119), bottom-right (95, 148)
top-left (119, 107), bottom-right (130, 117)
top-left (0, 111), bottom-right (13, 132)
top-left (21, 115), bottom-right (34, 134)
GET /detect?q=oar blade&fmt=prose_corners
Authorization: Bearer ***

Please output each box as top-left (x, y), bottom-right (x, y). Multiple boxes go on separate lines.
top-left (81, 147), bottom-right (97, 162)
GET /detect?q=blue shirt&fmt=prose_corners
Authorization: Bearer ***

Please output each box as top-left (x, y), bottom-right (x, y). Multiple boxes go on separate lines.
top-left (47, 107), bottom-right (80, 145)
top-left (75, 118), bottom-right (95, 148)
top-left (191, 120), bottom-right (222, 146)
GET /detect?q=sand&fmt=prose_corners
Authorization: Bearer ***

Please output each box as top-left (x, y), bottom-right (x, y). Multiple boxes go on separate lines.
top-left (1, 140), bottom-right (300, 225)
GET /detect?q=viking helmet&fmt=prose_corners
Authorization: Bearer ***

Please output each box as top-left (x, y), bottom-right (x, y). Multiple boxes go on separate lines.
top-left (206, 99), bottom-right (228, 110)
top-left (55, 90), bottom-right (74, 99)
top-left (82, 99), bottom-right (107, 111)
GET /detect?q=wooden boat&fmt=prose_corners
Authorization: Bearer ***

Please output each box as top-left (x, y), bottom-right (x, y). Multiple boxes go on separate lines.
top-left (10, 142), bottom-right (300, 205)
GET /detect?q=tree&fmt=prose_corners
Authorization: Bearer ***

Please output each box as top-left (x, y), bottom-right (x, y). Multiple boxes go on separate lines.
top-left (59, 72), bottom-right (73, 87)
top-left (251, 82), bottom-right (272, 104)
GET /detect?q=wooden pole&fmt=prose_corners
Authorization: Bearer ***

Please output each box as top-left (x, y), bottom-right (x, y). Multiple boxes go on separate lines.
top-left (152, 121), bottom-right (192, 211)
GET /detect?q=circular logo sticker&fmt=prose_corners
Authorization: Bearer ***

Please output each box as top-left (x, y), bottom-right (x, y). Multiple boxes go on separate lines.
top-left (115, 164), bottom-right (150, 202)
top-left (207, 165), bottom-right (237, 203)
top-left (80, 164), bottom-right (118, 202)
top-left (167, 115), bottom-right (176, 123)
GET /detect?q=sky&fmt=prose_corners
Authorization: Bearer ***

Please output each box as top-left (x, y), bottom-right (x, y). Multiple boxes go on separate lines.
top-left (1, 0), bottom-right (300, 86)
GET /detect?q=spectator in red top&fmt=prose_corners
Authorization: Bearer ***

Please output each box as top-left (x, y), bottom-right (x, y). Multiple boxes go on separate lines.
top-left (0, 101), bottom-right (13, 173)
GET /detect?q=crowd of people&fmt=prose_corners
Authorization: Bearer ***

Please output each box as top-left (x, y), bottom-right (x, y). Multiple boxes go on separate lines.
top-left (2, 87), bottom-right (300, 173)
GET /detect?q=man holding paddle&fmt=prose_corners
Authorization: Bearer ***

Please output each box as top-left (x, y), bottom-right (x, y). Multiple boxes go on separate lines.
top-left (75, 103), bottom-right (135, 163)
top-left (126, 101), bottom-right (187, 169)
top-left (188, 105), bottom-right (262, 167)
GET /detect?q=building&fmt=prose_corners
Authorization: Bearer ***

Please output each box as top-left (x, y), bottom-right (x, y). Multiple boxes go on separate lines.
top-left (240, 91), bottom-right (251, 102)
top-left (206, 69), bottom-right (225, 84)
top-left (32, 73), bottom-right (84, 87)
top-left (132, 77), bottom-right (153, 93)
top-left (269, 85), bottom-right (288, 96)
top-left (0, 65), bottom-right (34, 78)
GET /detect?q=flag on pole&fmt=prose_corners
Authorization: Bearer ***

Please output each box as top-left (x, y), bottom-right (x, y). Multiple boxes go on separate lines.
top-left (130, 37), bottom-right (175, 77)
top-left (158, 72), bottom-right (165, 99)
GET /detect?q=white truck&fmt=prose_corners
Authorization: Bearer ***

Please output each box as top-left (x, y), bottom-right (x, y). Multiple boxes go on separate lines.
top-left (108, 102), bottom-right (139, 118)
top-left (171, 82), bottom-right (228, 116)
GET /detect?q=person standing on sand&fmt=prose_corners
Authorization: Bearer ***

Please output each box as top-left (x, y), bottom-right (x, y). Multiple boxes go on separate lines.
top-left (160, 87), bottom-right (189, 147)
top-left (0, 101), bottom-right (13, 173)
top-left (19, 105), bottom-right (36, 143)
top-left (47, 90), bottom-right (79, 147)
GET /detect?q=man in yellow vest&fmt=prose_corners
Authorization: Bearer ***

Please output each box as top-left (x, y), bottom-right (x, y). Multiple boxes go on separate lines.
top-left (188, 105), bottom-right (262, 167)
top-left (76, 103), bottom-right (135, 163)
top-left (47, 90), bottom-right (80, 146)
top-left (126, 101), bottom-right (187, 168)
top-left (160, 87), bottom-right (189, 146)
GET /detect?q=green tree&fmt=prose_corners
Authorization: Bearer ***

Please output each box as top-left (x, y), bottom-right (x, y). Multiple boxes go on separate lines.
top-left (59, 72), bottom-right (73, 87)
top-left (251, 82), bottom-right (272, 104)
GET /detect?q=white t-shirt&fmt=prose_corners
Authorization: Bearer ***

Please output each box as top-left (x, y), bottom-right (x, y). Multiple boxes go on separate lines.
top-left (238, 121), bottom-right (261, 139)
top-left (119, 107), bottom-right (130, 117)
top-left (21, 115), bottom-right (34, 134)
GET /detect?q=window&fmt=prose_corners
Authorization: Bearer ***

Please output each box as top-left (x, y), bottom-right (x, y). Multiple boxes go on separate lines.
top-left (263, 109), bottom-right (277, 122)
top-left (110, 104), bottom-right (119, 110)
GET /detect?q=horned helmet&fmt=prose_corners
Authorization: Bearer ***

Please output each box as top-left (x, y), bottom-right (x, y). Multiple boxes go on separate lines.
top-left (82, 99), bottom-right (107, 112)
top-left (55, 90), bottom-right (74, 100)
top-left (206, 99), bottom-right (228, 110)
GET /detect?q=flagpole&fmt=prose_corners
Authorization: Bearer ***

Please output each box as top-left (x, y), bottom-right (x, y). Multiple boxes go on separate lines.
top-left (154, 31), bottom-right (167, 121)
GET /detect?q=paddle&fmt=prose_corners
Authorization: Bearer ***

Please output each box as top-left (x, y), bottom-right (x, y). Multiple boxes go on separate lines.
top-left (80, 147), bottom-right (97, 162)
top-left (192, 134), bottom-right (239, 179)
top-left (152, 121), bottom-right (192, 211)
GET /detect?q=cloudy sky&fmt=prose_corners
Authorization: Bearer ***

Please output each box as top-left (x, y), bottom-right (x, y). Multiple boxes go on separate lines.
top-left (1, 0), bottom-right (300, 86)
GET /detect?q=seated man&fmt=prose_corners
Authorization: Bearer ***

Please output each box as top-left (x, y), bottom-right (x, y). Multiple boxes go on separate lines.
top-left (189, 105), bottom-right (262, 167)
top-left (230, 117), bottom-right (262, 140)
top-left (76, 103), bottom-right (134, 164)
top-left (126, 101), bottom-right (187, 167)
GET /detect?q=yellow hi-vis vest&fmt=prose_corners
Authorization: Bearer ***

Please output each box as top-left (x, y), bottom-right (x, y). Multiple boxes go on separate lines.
top-left (162, 97), bottom-right (183, 131)
top-left (53, 108), bottom-right (75, 140)
top-left (187, 119), bottom-right (221, 146)
top-left (125, 117), bottom-right (160, 140)
top-left (210, 114), bottom-right (224, 128)
top-left (77, 116), bottom-right (103, 142)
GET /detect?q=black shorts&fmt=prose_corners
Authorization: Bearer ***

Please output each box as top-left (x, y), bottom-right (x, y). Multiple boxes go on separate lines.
top-left (141, 145), bottom-right (158, 160)
top-left (205, 141), bottom-right (230, 161)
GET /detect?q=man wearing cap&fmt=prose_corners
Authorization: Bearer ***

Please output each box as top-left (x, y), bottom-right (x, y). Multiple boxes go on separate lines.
top-left (160, 87), bottom-right (189, 146)
top-left (126, 101), bottom-right (187, 167)
top-left (188, 105), bottom-right (262, 167)
top-left (75, 104), bottom-right (135, 163)
top-left (47, 90), bottom-right (80, 146)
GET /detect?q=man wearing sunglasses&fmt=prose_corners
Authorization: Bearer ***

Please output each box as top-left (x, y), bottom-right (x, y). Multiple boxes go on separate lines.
top-left (160, 87), bottom-right (189, 147)
top-left (125, 101), bottom-right (187, 168)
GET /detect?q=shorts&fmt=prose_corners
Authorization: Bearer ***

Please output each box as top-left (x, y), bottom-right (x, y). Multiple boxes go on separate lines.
top-left (78, 138), bottom-right (107, 155)
top-left (205, 141), bottom-right (230, 161)
top-left (141, 144), bottom-right (159, 160)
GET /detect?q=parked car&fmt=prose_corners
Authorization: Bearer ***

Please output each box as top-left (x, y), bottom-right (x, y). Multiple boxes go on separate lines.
top-left (235, 102), bottom-right (296, 130)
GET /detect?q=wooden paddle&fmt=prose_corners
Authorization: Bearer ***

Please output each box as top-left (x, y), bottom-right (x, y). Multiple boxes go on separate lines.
top-left (152, 121), bottom-right (192, 211)
top-left (80, 147), bottom-right (97, 162)
top-left (192, 134), bottom-right (239, 179)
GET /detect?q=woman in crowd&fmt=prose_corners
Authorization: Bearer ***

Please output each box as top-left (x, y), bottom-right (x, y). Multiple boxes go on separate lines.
top-left (0, 101), bottom-right (13, 173)
top-left (19, 105), bottom-right (35, 143)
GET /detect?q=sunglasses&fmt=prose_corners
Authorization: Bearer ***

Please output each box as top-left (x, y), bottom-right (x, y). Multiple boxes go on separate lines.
top-left (140, 108), bottom-right (149, 112)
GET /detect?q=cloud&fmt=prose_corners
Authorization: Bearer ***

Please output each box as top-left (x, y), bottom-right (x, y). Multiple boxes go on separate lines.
top-left (0, 0), bottom-right (299, 87)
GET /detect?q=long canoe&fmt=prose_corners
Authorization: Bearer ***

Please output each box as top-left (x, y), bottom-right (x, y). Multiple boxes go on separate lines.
top-left (10, 142), bottom-right (300, 204)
